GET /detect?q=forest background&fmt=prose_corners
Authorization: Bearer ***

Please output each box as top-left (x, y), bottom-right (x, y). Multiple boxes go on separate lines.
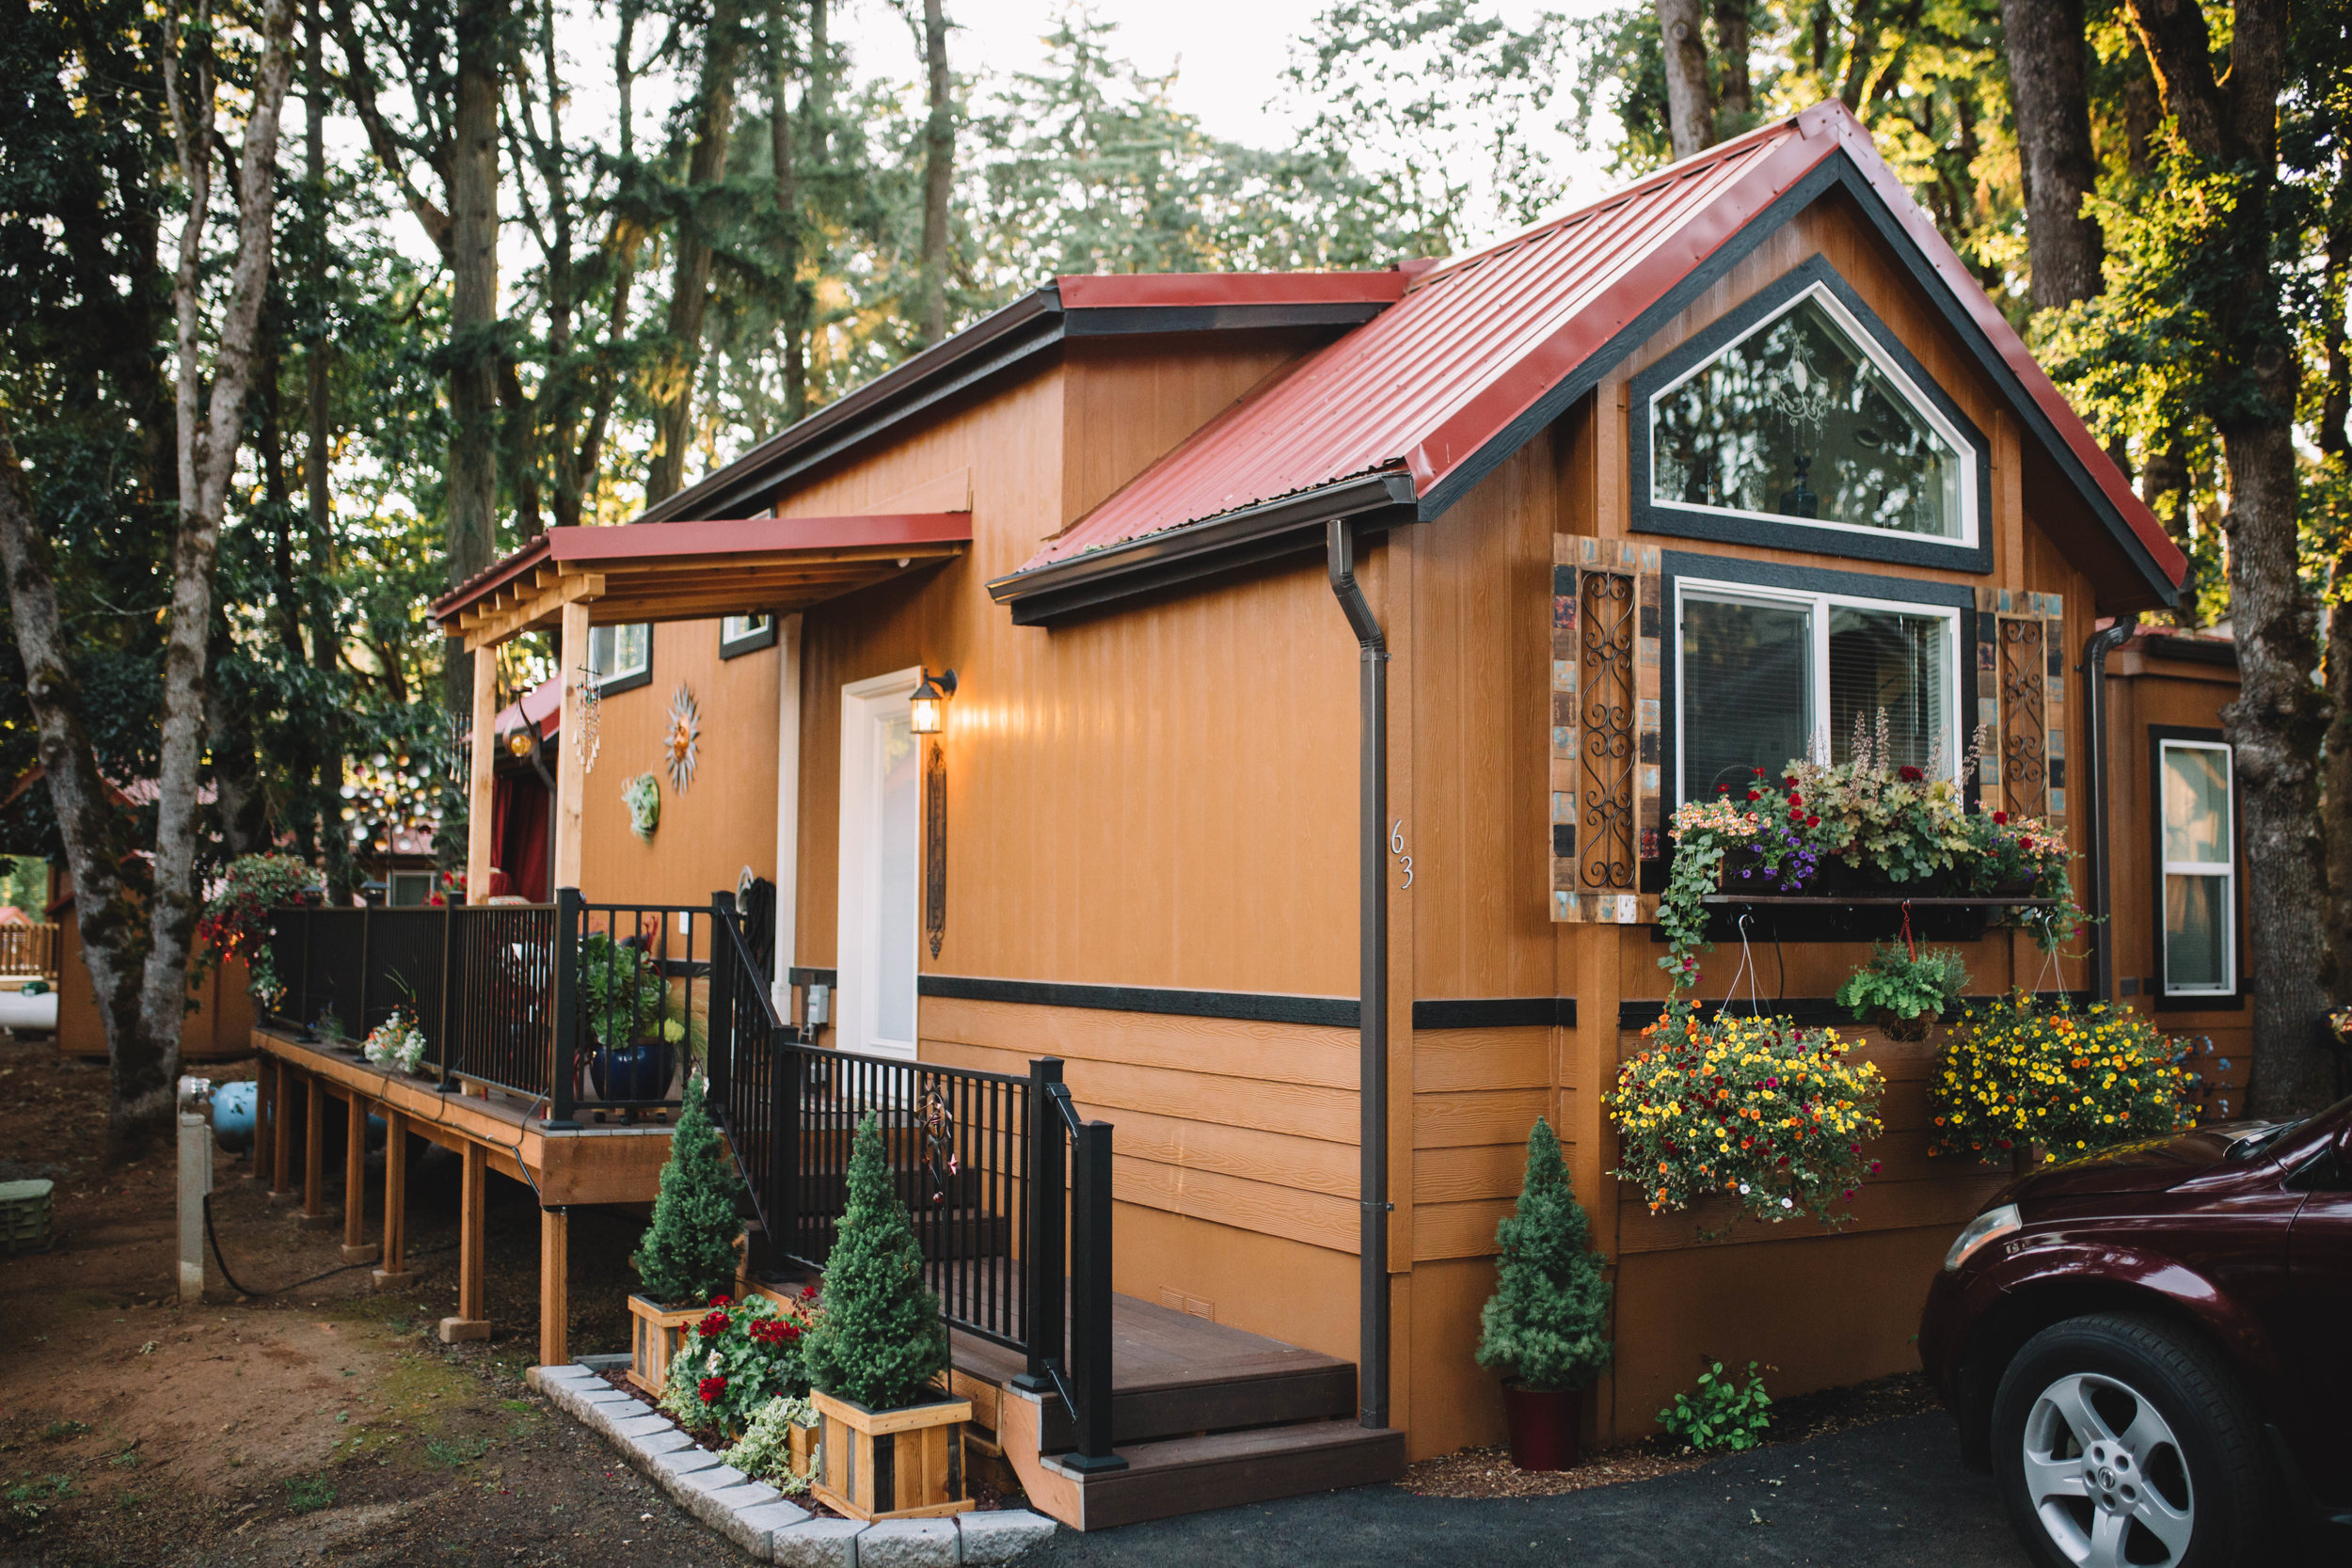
top-left (1, 0), bottom-right (2345, 1148)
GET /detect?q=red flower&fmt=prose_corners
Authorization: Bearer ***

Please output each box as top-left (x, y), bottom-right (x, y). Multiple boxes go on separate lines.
top-left (781, 1323), bottom-right (802, 1341)
top-left (1752, 767), bottom-right (1767, 776)
top-left (696, 1310), bottom-right (729, 1338)
top-left (1745, 790), bottom-right (1760, 801)
top-left (1783, 776), bottom-right (1797, 788)
top-left (711, 1295), bottom-right (732, 1308)
top-left (1898, 765), bottom-right (1924, 783)
top-left (1717, 783), bottom-right (1729, 793)
top-left (1787, 792), bottom-right (1803, 808)
top-left (1788, 808), bottom-right (1805, 823)
top-left (698, 1376), bottom-right (726, 1403)
top-left (800, 1286), bottom-right (818, 1302)
top-left (1993, 811), bottom-right (2009, 826)
top-left (1806, 816), bottom-right (1820, 828)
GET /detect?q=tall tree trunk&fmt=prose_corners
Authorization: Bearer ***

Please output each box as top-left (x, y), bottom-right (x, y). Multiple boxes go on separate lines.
top-left (442, 0), bottom-right (502, 722)
top-left (915, 0), bottom-right (951, 346)
top-left (132, 0), bottom-right (299, 1154)
top-left (648, 0), bottom-right (747, 502)
top-left (2002, 0), bottom-right (2104, 309)
top-left (1710, 0), bottom-right (1750, 126)
top-left (2129, 0), bottom-right (2326, 1114)
top-left (2317, 166), bottom-right (2352, 1011)
top-left (304, 0), bottom-right (349, 891)
top-left (773, 0), bottom-right (805, 422)
top-left (1653, 0), bottom-right (1714, 159)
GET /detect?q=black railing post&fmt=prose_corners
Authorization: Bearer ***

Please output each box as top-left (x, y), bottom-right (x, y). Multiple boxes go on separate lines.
top-left (436, 901), bottom-right (457, 1088)
top-left (357, 903), bottom-right (373, 1041)
top-left (1064, 1118), bottom-right (1125, 1472)
top-left (548, 888), bottom-right (581, 1128)
top-left (1013, 1057), bottom-right (1065, 1393)
top-left (707, 892), bottom-right (737, 1117)
top-left (297, 909), bottom-right (316, 1039)
top-left (774, 1026), bottom-right (799, 1265)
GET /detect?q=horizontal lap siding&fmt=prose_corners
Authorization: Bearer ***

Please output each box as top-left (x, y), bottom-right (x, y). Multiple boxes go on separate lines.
top-left (921, 996), bottom-right (1362, 1255)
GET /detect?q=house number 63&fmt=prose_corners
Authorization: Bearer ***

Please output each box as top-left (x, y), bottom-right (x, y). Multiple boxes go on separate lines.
top-left (1391, 820), bottom-right (1413, 890)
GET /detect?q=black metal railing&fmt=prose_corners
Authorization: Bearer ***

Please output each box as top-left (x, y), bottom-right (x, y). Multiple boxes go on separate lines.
top-left (262, 894), bottom-right (698, 1121)
top-left (707, 896), bottom-right (1122, 1469)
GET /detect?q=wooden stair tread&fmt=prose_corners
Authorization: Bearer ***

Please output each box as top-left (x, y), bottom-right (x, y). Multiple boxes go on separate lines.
top-left (1055, 1418), bottom-right (1401, 1476)
top-left (1036, 1418), bottom-right (1407, 1529)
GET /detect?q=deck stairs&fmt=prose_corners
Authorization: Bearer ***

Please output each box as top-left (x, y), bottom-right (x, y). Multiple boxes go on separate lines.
top-left (950, 1291), bottom-right (1406, 1530)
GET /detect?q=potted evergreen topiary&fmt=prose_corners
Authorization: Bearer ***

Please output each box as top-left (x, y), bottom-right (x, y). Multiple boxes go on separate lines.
top-left (1476, 1117), bottom-right (1613, 1470)
top-left (626, 1071), bottom-right (743, 1393)
top-left (802, 1111), bottom-right (971, 1522)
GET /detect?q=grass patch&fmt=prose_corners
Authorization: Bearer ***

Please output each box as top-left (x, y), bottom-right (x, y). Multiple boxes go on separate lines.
top-left (283, 1476), bottom-right (336, 1514)
top-left (423, 1435), bottom-right (493, 1469)
top-left (108, 1449), bottom-right (138, 1469)
top-left (39, 1421), bottom-right (89, 1443)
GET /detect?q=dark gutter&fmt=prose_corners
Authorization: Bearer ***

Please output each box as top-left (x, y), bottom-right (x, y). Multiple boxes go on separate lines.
top-left (992, 470), bottom-right (1418, 626)
top-left (1326, 518), bottom-right (1391, 1433)
top-left (2081, 618), bottom-right (2139, 1002)
top-left (2138, 633), bottom-right (2238, 668)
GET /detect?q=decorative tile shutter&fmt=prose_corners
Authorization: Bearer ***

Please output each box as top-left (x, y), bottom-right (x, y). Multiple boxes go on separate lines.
top-left (1549, 539), bottom-right (1661, 924)
top-left (1981, 589), bottom-right (2065, 824)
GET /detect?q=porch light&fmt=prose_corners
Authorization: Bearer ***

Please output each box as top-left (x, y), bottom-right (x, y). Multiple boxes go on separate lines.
top-left (507, 725), bottom-right (536, 759)
top-left (909, 668), bottom-right (957, 736)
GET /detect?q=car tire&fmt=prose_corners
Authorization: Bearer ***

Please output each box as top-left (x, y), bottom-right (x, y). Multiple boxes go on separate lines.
top-left (1991, 1312), bottom-right (2277, 1568)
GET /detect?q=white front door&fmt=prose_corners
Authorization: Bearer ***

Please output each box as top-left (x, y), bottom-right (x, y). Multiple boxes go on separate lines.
top-left (837, 668), bottom-right (923, 1059)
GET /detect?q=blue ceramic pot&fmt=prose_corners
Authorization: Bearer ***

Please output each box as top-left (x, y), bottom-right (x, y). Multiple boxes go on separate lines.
top-left (590, 1039), bottom-right (676, 1102)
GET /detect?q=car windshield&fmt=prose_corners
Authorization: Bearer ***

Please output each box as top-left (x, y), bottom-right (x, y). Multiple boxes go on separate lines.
top-left (2225, 1121), bottom-right (2302, 1160)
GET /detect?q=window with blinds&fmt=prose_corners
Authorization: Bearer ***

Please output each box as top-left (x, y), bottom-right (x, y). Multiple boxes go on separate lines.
top-left (2159, 739), bottom-right (2234, 996)
top-left (1677, 580), bottom-right (1959, 803)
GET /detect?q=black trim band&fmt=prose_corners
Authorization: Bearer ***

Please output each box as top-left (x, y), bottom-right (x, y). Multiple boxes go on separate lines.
top-left (1628, 254), bottom-right (1993, 574)
top-left (917, 975), bottom-right (1580, 1031)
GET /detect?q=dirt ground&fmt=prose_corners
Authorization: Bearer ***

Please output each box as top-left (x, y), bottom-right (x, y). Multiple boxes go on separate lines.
top-left (0, 1030), bottom-right (753, 1568)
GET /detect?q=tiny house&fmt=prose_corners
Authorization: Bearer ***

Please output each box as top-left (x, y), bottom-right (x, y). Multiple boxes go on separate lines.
top-left (250, 102), bottom-right (2248, 1528)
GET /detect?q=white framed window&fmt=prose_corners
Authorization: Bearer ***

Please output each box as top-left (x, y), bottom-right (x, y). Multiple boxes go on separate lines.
top-left (2158, 738), bottom-right (2234, 997)
top-left (720, 613), bottom-right (777, 658)
top-left (836, 667), bottom-right (923, 1060)
top-left (1648, 280), bottom-right (1978, 547)
top-left (588, 623), bottom-right (652, 693)
top-left (1674, 577), bottom-right (1961, 804)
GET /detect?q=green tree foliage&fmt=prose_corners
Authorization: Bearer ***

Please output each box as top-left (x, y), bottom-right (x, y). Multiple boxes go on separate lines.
top-left (1476, 1117), bottom-right (1613, 1393)
top-left (632, 1072), bottom-right (743, 1306)
top-left (801, 1112), bottom-right (951, 1411)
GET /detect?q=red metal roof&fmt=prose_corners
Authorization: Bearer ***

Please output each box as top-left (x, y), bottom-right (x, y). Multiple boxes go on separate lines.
top-left (1013, 101), bottom-right (2184, 594)
top-left (432, 513), bottom-right (974, 624)
top-left (1054, 271), bottom-right (1406, 309)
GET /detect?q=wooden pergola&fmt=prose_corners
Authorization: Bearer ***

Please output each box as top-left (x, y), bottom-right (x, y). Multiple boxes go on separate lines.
top-left (433, 514), bottom-right (970, 898)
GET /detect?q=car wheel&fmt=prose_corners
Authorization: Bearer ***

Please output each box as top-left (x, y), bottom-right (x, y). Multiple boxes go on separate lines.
top-left (1991, 1313), bottom-right (2276, 1568)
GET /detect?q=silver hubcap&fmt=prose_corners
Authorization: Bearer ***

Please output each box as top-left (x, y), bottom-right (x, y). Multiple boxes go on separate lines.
top-left (2022, 1371), bottom-right (2195, 1568)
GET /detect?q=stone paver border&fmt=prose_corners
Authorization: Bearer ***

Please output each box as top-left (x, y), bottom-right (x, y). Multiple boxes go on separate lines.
top-left (528, 1361), bottom-right (1055, 1566)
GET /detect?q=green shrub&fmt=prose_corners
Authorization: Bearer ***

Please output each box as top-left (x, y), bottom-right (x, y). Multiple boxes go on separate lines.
top-left (801, 1113), bottom-right (950, 1411)
top-left (631, 1072), bottom-right (741, 1307)
top-left (1474, 1117), bottom-right (1612, 1393)
top-left (1657, 1361), bottom-right (1772, 1452)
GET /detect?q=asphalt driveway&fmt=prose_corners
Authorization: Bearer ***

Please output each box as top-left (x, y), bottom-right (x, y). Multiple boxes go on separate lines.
top-left (1022, 1411), bottom-right (2028, 1568)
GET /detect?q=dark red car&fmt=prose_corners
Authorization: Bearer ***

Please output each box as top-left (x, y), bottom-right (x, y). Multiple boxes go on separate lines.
top-left (1920, 1094), bottom-right (2352, 1568)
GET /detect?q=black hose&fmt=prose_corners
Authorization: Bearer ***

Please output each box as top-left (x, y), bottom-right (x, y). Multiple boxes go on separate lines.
top-left (202, 1192), bottom-right (451, 1299)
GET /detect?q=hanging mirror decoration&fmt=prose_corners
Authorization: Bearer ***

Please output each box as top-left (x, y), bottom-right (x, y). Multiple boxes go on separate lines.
top-left (573, 660), bottom-right (603, 774)
top-left (663, 681), bottom-right (702, 792)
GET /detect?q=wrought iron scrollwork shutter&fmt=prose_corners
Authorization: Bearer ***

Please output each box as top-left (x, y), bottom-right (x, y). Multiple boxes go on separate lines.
top-left (1981, 588), bottom-right (2066, 826)
top-left (1549, 538), bottom-right (1661, 924)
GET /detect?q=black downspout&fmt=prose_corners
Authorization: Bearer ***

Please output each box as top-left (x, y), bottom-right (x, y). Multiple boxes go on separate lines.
top-left (2080, 619), bottom-right (2138, 1003)
top-left (1327, 519), bottom-right (1390, 1432)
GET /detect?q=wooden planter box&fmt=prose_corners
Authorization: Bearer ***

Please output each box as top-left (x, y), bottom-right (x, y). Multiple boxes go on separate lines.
top-left (627, 1294), bottom-right (706, 1396)
top-left (809, 1387), bottom-right (973, 1522)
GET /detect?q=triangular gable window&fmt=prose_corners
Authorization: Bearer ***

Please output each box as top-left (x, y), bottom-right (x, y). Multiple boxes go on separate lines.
top-left (1636, 262), bottom-right (1983, 562)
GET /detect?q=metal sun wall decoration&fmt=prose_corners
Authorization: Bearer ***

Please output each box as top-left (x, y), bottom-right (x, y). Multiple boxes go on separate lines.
top-left (663, 682), bottom-right (701, 792)
top-left (573, 662), bottom-right (603, 775)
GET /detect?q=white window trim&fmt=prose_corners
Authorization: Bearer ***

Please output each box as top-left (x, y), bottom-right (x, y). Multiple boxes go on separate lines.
top-left (835, 666), bottom-right (923, 1062)
top-left (589, 623), bottom-right (652, 684)
top-left (1672, 576), bottom-right (1963, 807)
top-left (2159, 738), bottom-right (2236, 997)
top-left (1646, 280), bottom-right (1980, 550)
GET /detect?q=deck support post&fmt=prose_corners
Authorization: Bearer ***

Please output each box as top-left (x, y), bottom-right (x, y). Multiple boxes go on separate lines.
top-left (439, 1141), bottom-right (492, 1342)
top-left (266, 1061), bottom-right (296, 1201)
top-left (465, 632), bottom-right (497, 905)
top-left (373, 1109), bottom-right (414, 1289)
top-left (297, 1074), bottom-right (334, 1228)
top-left (341, 1094), bottom-right (379, 1264)
top-left (539, 1206), bottom-right (569, 1367)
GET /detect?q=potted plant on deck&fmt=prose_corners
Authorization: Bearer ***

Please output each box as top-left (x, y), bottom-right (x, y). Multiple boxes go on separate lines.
top-left (579, 930), bottom-right (697, 1101)
top-left (627, 1071), bottom-right (742, 1393)
top-left (1476, 1117), bottom-right (1612, 1471)
top-left (802, 1111), bottom-right (971, 1522)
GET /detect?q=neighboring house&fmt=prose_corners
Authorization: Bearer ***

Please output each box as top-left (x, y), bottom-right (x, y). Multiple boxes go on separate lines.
top-left (246, 101), bottom-right (2250, 1528)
